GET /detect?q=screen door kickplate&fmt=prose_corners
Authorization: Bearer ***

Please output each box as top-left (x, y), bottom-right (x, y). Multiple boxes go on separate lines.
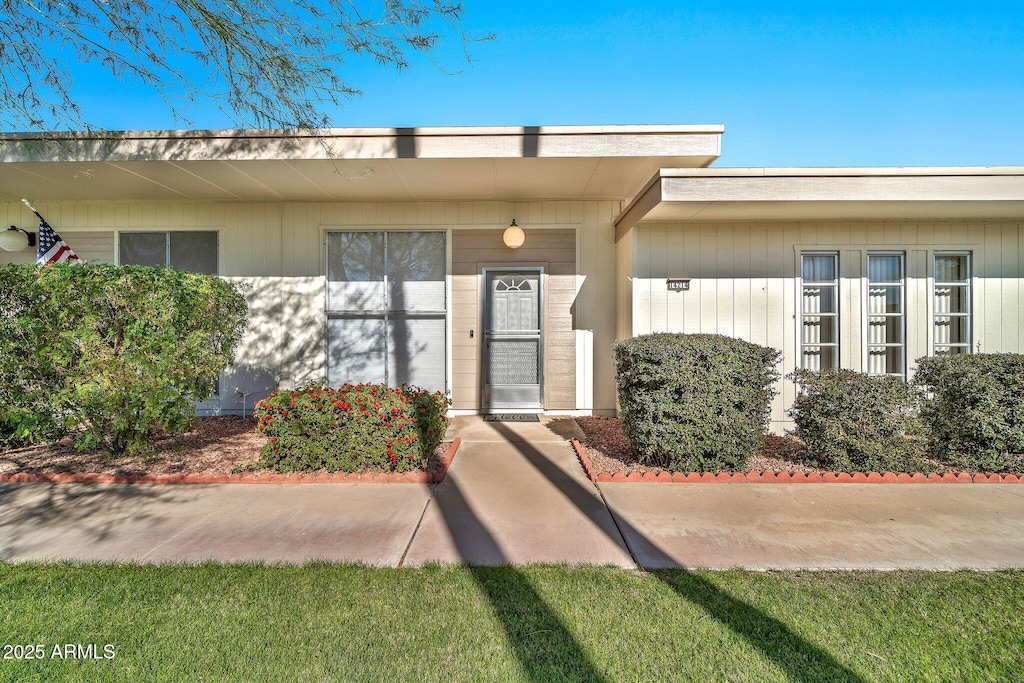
top-left (484, 414), bottom-right (540, 422)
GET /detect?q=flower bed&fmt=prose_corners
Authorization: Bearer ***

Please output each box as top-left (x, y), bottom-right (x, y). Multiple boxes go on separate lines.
top-left (0, 415), bottom-right (458, 484)
top-left (254, 383), bottom-right (450, 474)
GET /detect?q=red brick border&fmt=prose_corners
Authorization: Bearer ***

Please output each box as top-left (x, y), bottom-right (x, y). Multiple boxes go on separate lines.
top-left (571, 438), bottom-right (1023, 484)
top-left (0, 438), bottom-right (460, 486)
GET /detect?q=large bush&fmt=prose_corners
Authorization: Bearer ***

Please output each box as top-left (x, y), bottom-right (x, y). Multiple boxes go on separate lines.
top-left (788, 369), bottom-right (927, 472)
top-left (253, 383), bottom-right (450, 473)
top-left (0, 264), bottom-right (247, 453)
top-left (914, 354), bottom-right (1024, 472)
top-left (614, 333), bottom-right (781, 472)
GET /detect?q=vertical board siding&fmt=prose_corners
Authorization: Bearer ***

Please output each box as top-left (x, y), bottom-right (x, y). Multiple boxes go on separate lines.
top-left (633, 219), bottom-right (1024, 428)
top-left (449, 228), bottom-right (577, 410)
top-left (0, 199), bottom-right (618, 414)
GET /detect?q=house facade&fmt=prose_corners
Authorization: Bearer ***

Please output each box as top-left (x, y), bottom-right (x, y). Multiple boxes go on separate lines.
top-left (2, 126), bottom-right (1023, 429)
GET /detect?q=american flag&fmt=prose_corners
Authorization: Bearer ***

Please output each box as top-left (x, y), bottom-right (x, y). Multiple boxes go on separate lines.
top-left (36, 215), bottom-right (82, 266)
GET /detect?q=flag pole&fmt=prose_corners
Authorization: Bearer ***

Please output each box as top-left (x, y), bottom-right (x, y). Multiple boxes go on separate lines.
top-left (21, 197), bottom-right (44, 221)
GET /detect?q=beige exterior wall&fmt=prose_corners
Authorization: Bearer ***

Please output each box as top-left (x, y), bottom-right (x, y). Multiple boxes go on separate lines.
top-left (1, 199), bottom-right (622, 414)
top-left (450, 228), bottom-right (576, 410)
top-left (628, 219), bottom-right (1024, 428)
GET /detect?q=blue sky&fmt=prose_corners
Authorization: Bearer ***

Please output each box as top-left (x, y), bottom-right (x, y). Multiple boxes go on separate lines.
top-left (71, 1), bottom-right (1024, 167)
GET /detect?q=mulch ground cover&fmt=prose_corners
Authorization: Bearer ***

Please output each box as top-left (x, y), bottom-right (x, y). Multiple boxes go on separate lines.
top-left (0, 416), bottom-right (449, 481)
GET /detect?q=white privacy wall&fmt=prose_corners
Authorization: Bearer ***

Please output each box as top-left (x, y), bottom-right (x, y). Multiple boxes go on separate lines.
top-left (0, 199), bottom-right (622, 414)
top-left (627, 219), bottom-right (1024, 428)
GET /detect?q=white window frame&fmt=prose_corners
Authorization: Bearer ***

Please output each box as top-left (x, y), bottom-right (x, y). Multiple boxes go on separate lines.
top-left (865, 251), bottom-right (907, 378)
top-left (799, 251), bottom-right (840, 370)
top-left (324, 229), bottom-right (448, 391)
top-left (932, 251), bottom-right (973, 356)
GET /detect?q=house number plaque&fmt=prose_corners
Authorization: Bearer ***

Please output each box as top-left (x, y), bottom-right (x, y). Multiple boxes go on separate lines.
top-left (666, 278), bottom-right (691, 291)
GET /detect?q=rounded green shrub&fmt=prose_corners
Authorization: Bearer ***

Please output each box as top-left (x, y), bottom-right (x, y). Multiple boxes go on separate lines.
top-left (253, 383), bottom-right (450, 473)
top-left (788, 369), bottom-right (927, 472)
top-left (0, 263), bottom-right (247, 453)
top-left (613, 333), bottom-right (781, 472)
top-left (913, 354), bottom-right (1024, 472)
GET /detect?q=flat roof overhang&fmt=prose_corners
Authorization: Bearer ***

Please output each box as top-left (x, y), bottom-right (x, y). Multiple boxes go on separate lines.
top-left (615, 167), bottom-right (1024, 241)
top-left (0, 125), bottom-right (723, 203)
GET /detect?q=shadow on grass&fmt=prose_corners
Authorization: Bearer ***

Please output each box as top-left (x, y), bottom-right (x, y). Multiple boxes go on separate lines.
top-left (429, 474), bottom-right (608, 682)
top-left (482, 421), bottom-right (866, 683)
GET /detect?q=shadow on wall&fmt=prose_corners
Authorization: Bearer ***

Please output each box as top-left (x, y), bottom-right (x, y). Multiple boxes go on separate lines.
top-left (202, 276), bottom-right (326, 415)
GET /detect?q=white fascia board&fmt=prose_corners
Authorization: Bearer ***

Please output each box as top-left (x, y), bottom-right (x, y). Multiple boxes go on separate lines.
top-left (616, 167), bottom-right (1024, 232)
top-left (1, 125), bottom-right (725, 163)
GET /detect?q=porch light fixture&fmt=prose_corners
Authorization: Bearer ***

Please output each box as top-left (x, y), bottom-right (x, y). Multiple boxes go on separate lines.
top-left (0, 226), bottom-right (36, 252)
top-left (503, 219), bottom-right (525, 249)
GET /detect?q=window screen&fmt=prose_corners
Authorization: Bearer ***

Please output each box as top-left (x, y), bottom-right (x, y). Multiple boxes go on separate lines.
top-left (119, 231), bottom-right (218, 274)
top-left (169, 232), bottom-right (218, 274)
top-left (119, 233), bottom-right (166, 267)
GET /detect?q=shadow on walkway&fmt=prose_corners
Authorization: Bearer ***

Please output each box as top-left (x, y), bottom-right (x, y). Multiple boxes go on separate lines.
top-left (428, 421), bottom-right (865, 683)
top-left (430, 473), bottom-right (609, 681)
top-left (0, 483), bottom-right (185, 560)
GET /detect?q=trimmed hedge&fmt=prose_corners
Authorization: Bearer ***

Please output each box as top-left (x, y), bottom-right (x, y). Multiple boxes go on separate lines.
top-left (253, 383), bottom-right (450, 473)
top-left (614, 333), bottom-right (781, 472)
top-left (788, 369), bottom-right (928, 472)
top-left (0, 263), bottom-right (247, 453)
top-left (914, 354), bottom-right (1024, 472)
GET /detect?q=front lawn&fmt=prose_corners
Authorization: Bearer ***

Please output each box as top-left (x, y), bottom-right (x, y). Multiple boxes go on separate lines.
top-left (1, 564), bottom-right (1020, 681)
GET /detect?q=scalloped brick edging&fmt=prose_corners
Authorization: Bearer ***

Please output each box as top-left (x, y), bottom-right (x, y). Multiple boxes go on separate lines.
top-left (0, 438), bottom-right (460, 486)
top-left (570, 438), bottom-right (1023, 485)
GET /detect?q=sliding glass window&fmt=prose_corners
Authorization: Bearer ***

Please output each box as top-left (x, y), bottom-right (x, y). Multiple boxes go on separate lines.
top-left (933, 252), bottom-right (972, 355)
top-left (326, 231), bottom-right (446, 392)
top-left (866, 252), bottom-right (906, 377)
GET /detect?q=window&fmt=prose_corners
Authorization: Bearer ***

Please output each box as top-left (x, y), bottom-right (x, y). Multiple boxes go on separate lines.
top-left (934, 252), bottom-right (972, 355)
top-left (800, 252), bottom-right (839, 370)
top-left (326, 231), bottom-right (447, 392)
top-left (119, 232), bottom-right (219, 274)
top-left (867, 252), bottom-right (906, 377)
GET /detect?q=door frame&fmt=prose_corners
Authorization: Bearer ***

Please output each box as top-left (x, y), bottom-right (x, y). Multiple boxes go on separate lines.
top-left (480, 265), bottom-right (545, 412)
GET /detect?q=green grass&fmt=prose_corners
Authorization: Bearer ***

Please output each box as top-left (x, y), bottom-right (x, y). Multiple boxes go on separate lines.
top-left (1, 564), bottom-right (1021, 682)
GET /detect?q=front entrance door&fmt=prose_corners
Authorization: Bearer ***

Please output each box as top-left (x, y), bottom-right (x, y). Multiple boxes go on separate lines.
top-left (482, 268), bottom-right (543, 410)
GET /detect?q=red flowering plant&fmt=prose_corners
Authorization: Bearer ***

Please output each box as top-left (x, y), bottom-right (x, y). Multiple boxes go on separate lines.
top-left (253, 382), bottom-right (450, 473)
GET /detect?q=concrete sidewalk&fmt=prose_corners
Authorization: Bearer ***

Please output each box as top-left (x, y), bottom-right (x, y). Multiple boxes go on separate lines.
top-left (401, 416), bottom-right (633, 567)
top-left (2, 415), bottom-right (1024, 569)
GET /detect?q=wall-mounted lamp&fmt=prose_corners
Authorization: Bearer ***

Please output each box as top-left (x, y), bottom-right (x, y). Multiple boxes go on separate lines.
top-left (0, 226), bottom-right (36, 252)
top-left (502, 218), bottom-right (525, 249)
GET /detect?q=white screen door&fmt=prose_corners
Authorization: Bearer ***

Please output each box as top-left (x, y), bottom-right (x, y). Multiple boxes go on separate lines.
top-left (483, 268), bottom-right (542, 409)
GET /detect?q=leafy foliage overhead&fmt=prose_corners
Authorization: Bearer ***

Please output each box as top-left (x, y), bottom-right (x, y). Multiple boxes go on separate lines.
top-left (1, 0), bottom-right (489, 133)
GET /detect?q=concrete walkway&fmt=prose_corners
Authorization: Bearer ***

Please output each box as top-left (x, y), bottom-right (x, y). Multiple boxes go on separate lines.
top-left (2, 415), bottom-right (1024, 569)
top-left (402, 416), bottom-right (633, 567)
